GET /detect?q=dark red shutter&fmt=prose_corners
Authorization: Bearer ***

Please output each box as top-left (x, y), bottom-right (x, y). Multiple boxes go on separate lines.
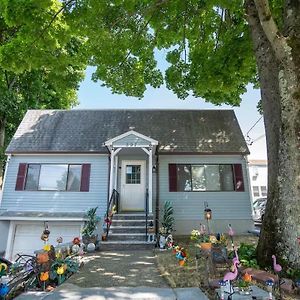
top-left (80, 164), bottom-right (91, 192)
top-left (233, 164), bottom-right (244, 192)
top-left (15, 163), bottom-right (28, 191)
top-left (169, 164), bottom-right (177, 192)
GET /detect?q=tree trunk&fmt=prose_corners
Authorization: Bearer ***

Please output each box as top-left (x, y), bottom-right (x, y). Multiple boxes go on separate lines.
top-left (245, 0), bottom-right (300, 268)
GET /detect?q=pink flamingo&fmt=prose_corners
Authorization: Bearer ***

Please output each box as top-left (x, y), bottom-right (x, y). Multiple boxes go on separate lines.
top-left (272, 255), bottom-right (282, 273)
top-left (223, 260), bottom-right (239, 282)
top-left (272, 254), bottom-right (283, 299)
top-left (232, 249), bottom-right (240, 264)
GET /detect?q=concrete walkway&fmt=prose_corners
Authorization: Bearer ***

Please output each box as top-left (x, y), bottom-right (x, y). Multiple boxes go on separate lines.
top-left (16, 284), bottom-right (209, 300)
top-left (16, 250), bottom-right (209, 299)
top-left (68, 250), bottom-right (168, 287)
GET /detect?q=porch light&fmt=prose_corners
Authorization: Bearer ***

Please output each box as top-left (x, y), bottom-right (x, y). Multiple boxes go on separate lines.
top-left (204, 202), bottom-right (212, 234)
top-left (204, 207), bottom-right (212, 220)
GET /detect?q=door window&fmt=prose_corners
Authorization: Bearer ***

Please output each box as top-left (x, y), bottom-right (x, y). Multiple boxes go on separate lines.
top-left (126, 165), bottom-right (141, 184)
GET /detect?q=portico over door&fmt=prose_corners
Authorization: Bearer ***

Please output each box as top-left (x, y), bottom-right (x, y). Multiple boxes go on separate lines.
top-left (105, 130), bottom-right (158, 214)
top-left (120, 160), bottom-right (146, 211)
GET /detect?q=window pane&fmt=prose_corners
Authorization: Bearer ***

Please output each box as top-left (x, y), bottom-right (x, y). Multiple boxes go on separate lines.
top-left (39, 165), bottom-right (68, 191)
top-left (25, 164), bottom-right (40, 190)
top-left (177, 165), bottom-right (192, 191)
top-left (261, 186), bottom-right (267, 196)
top-left (253, 186), bottom-right (260, 197)
top-left (205, 165), bottom-right (221, 191)
top-left (219, 165), bottom-right (234, 191)
top-left (67, 165), bottom-right (82, 191)
top-left (192, 166), bottom-right (206, 191)
top-left (126, 165), bottom-right (141, 184)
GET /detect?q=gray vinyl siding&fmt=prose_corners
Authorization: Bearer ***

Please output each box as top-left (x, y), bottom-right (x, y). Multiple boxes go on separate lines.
top-left (0, 155), bottom-right (109, 217)
top-left (159, 155), bottom-right (252, 221)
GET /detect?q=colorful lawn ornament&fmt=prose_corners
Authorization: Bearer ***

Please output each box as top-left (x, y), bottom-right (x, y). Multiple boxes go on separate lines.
top-left (40, 271), bottom-right (49, 291)
top-left (72, 237), bottom-right (81, 245)
top-left (223, 260), bottom-right (239, 296)
top-left (271, 255), bottom-right (282, 299)
top-left (37, 252), bottom-right (49, 264)
top-left (243, 272), bottom-right (252, 283)
top-left (218, 280), bottom-right (227, 300)
top-left (0, 283), bottom-right (9, 297)
top-left (265, 279), bottom-right (274, 300)
top-left (43, 244), bottom-right (51, 251)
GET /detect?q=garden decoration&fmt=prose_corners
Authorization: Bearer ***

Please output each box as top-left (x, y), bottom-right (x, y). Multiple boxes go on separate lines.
top-left (73, 237), bottom-right (81, 245)
top-left (72, 244), bottom-right (80, 254)
top-left (175, 247), bottom-right (187, 266)
top-left (0, 263), bottom-right (9, 299)
top-left (211, 234), bottom-right (228, 264)
top-left (237, 272), bottom-right (252, 295)
top-left (82, 207), bottom-right (100, 248)
top-left (223, 259), bottom-right (239, 297)
top-left (265, 279), bottom-right (275, 300)
top-left (166, 234), bottom-right (174, 249)
top-left (228, 224), bottom-right (235, 250)
top-left (204, 202), bottom-right (212, 234)
top-left (191, 225), bottom-right (212, 252)
top-left (147, 221), bottom-right (156, 243)
top-left (218, 280), bottom-right (227, 300)
top-left (40, 271), bottom-right (49, 291)
top-left (272, 254), bottom-right (283, 299)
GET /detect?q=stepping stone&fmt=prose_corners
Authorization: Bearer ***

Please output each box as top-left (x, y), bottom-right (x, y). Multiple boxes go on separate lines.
top-left (173, 287), bottom-right (209, 300)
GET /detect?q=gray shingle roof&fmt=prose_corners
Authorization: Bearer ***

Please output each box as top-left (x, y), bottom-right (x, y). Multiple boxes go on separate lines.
top-left (6, 109), bottom-right (249, 154)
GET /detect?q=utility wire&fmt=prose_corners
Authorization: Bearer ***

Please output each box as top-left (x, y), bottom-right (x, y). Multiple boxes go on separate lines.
top-left (245, 116), bottom-right (263, 145)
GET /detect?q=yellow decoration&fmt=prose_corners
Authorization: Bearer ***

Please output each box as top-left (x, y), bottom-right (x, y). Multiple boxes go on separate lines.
top-left (40, 272), bottom-right (49, 282)
top-left (209, 235), bottom-right (217, 243)
top-left (0, 263), bottom-right (8, 272)
top-left (43, 244), bottom-right (51, 251)
top-left (57, 266), bottom-right (65, 275)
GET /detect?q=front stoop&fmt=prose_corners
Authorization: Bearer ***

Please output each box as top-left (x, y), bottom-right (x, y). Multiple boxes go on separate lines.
top-left (101, 213), bottom-right (156, 250)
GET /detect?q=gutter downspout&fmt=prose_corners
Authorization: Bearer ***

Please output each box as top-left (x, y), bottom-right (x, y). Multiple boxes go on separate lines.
top-left (0, 154), bottom-right (11, 205)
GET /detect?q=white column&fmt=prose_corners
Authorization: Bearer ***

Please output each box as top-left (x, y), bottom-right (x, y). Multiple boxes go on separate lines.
top-left (109, 148), bottom-right (121, 199)
top-left (114, 155), bottom-right (119, 191)
top-left (109, 148), bottom-right (115, 199)
top-left (148, 147), bottom-right (153, 214)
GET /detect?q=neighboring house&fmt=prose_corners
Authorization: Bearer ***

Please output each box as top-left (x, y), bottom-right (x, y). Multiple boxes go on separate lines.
top-left (248, 160), bottom-right (268, 201)
top-left (0, 109), bottom-right (253, 259)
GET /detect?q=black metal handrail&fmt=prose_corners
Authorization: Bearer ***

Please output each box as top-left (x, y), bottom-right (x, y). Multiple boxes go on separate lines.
top-left (105, 189), bottom-right (119, 238)
top-left (145, 188), bottom-right (149, 242)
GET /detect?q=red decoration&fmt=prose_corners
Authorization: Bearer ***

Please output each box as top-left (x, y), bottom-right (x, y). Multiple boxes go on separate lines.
top-left (72, 237), bottom-right (80, 245)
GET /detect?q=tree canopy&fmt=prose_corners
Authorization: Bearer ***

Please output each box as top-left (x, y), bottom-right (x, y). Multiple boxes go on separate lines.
top-left (0, 0), bottom-right (299, 267)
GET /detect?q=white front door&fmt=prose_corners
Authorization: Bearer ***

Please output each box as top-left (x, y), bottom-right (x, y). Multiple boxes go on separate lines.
top-left (121, 160), bottom-right (146, 211)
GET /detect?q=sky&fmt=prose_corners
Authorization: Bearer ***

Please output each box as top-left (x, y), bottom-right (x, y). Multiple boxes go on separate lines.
top-left (76, 54), bottom-right (267, 160)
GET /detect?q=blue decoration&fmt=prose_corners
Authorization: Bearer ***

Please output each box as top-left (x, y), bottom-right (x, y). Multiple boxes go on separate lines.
top-left (265, 279), bottom-right (274, 287)
top-left (0, 283), bottom-right (9, 296)
top-left (175, 252), bottom-right (184, 260)
top-left (218, 280), bottom-right (227, 287)
top-left (295, 279), bottom-right (300, 288)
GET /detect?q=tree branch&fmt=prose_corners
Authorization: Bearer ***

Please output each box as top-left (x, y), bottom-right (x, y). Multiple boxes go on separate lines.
top-left (253, 0), bottom-right (289, 61)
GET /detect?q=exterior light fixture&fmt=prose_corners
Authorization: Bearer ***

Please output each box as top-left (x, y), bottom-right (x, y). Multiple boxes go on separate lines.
top-left (204, 202), bottom-right (212, 233)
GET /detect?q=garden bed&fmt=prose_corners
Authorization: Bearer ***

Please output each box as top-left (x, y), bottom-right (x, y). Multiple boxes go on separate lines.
top-left (155, 235), bottom-right (300, 299)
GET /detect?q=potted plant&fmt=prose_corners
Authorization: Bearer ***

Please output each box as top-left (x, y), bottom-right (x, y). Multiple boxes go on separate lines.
top-left (190, 224), bottom-right (212, 251)
top-left (159, 201), bottom-right (174, 249)
top-left (82, 207), bottom-right (100, 250)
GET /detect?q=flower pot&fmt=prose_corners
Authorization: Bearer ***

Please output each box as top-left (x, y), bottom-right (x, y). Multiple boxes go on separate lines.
top-left (199, 242), bottom-right (212, 251)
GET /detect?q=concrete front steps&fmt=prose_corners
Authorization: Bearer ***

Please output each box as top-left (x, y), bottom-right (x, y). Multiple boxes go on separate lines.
top-left (100, 213), bottom-right (156, 250)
